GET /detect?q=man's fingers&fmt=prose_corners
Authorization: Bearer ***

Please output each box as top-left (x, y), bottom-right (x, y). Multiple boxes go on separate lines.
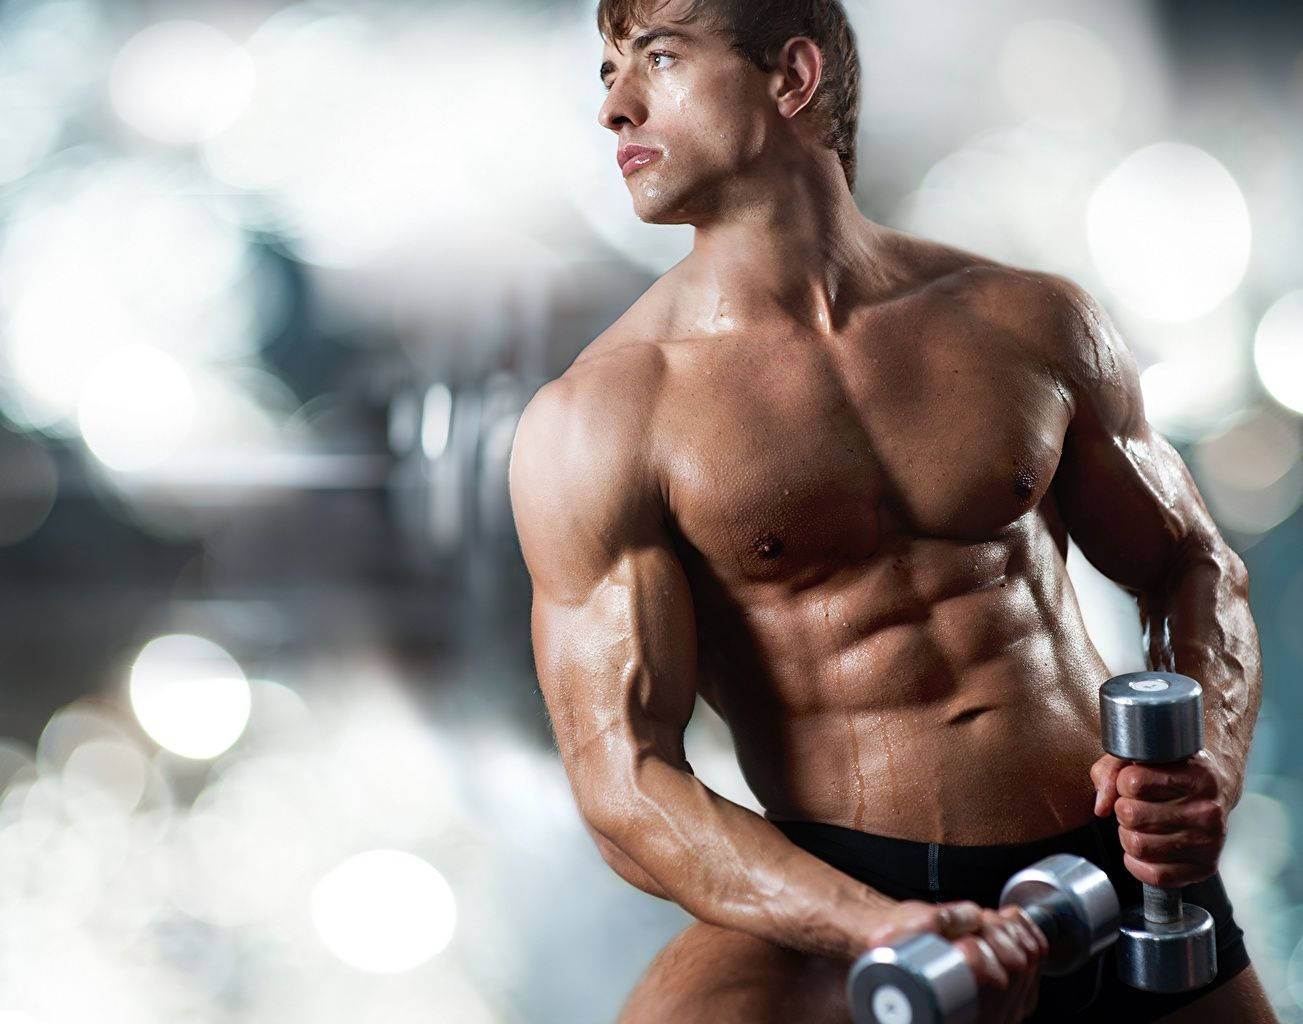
top-left (1000, 905), bottom-right (1049, 958)
top-left (1122, 852), bottom-right (1214, 888)
top-left (993, 907), bottom-right (1046, 1021)
top-left (976, 910), bottom-right (1035, 1023)
top-left (954, 933), bottom-right (1008, 989)
top-left (1115, 796), bottom-right (1226, 836)
top-left (1117, 763), bottom-right (1217, 801)
top-left (937, 900), bottom-right (984, 938)
top-left (1000, 912), bottom-right (1041, 1021)
top-left (1117, 824), bottom-right (1220, 864)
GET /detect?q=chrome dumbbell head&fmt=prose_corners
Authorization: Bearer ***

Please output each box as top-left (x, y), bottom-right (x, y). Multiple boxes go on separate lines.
top-left (847, 933), bottom-right (978, 1024)
top-left (1116, 901), bottom-right (1217, 993)
top-left (999, 853), bottom-right (1120, 975)
top-left (1099, 672), bottom-right (1203, 762)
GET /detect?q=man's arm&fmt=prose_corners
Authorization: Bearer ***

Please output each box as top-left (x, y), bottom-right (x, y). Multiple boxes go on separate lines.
top-left (1034, 273), bottom-right (1263, 884)
top-left (508, 366), bottom-right (901, 961)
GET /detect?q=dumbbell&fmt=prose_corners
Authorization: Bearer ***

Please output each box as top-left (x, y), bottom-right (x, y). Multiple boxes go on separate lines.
top-left (1100, 671), bottom-right (1217, 993)
top-left (846, 853), bottom-right (1119, 1024)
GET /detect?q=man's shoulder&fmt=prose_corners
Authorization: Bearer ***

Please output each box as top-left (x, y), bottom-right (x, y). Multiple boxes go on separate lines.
top-left (925, 254), bottom-right (1097, 344)
top-left (915, 251), bottom-right (1113, 369)
top-left (881, 232), bottom-right (1133, 410)
top-left (511, 330), bottom-right (669, 506)
top-left (927, 256), bottom-right (1141, 430)
top-left (509, 342), bottom-right (674, 593)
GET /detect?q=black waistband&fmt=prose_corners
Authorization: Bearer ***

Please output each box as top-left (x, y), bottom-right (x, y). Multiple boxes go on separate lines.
top-left (772, 815), bottom-right (1125, 908)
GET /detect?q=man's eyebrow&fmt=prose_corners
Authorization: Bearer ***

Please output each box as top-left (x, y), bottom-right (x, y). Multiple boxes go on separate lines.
top-left (599, 26), bottom-right (693, 83)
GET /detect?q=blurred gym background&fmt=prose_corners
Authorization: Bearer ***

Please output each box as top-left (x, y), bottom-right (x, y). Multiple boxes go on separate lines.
top-left (0, 0), bottom-right (1299, 1019)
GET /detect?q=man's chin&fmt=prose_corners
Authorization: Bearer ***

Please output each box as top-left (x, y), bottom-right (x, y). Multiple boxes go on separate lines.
top-left (634, 208), bottom-right (690, 226)
top-left (631, 196), bottom-right (695, 226)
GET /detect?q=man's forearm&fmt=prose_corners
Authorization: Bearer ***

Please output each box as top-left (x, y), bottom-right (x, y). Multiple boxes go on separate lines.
top-left (1139, 533), bottom-right (1263, 807)
top-left (585, 758), bottom-right (896, 961)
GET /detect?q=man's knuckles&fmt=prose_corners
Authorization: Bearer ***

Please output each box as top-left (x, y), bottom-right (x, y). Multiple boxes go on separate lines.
top-left (1115, 797), bottom-right (1226, 836)
top-left (998, 906), bottom-right (1048, 959)
top-left (1116, 763), bottom-right (1216, 800)
top-left (953, 934), bottom-right (1010, 988)
top-left (1118, 826), bottom-right (1217, 861)
top-left (1122, 852), bottom-right (1213, 887)
top-left (1090, 754), bottom-right (1124, 788)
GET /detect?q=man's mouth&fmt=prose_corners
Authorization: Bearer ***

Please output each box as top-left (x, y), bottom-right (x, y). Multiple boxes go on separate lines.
top-left (618, 145), bottom-right (661, 178)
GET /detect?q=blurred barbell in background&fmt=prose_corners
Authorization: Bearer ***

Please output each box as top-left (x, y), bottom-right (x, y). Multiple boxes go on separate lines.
top-left (0, 0), bottom-right (1301, 1020)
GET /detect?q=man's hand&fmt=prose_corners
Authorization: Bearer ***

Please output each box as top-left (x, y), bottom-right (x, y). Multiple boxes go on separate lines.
top-left (866, 900), bottom-right (1049, 1023)
top-left (1091, 750), bottom-right (1232, 888)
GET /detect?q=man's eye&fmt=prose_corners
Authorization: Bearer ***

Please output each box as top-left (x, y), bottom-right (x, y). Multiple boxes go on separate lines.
top-left (602, 52), bottom-right (673, 90)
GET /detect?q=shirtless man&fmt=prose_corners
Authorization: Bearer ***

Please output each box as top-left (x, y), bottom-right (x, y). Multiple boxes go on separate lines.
top-left (508, 1), bottom-right (1275, 1020)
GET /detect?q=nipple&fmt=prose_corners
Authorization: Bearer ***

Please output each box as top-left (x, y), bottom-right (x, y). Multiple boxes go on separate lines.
top-left (1012, 465), bottom-right (1038, 503)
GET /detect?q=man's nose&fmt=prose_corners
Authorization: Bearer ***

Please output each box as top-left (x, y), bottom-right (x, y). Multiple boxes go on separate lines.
top-left (598, 72), bottom-right (647, 133)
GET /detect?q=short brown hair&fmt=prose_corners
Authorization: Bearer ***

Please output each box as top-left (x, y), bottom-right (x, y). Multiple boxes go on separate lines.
top-left (597, 0), bottom-right (861, 191)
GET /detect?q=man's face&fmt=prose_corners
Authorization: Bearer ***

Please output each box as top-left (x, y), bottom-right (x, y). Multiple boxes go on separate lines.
top-left (598, 2), bottom-right (770, 224)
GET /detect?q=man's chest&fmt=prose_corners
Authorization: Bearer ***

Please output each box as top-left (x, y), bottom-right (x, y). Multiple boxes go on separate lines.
top-left (657, 313), bottom-right (1074, 585)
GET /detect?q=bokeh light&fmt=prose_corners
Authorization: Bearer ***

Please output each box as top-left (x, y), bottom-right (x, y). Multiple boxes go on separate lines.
top-left (77, 345), bottom-right (195, 472)
top-left (109, 20), bottom-right (256, 146)
top-left (310, 849), bottom-right (457, 974)
top-left (897, 123), bottom-right (1112, 274)
top-left (128, 635), bottom-right (251, 760)
top-left (1134, 299), bottom-right (1256, 442)
top-left (1087, 143), bottom-right (1252, 323)
top-left (170, 752), bottom-right (335, 926)
top-left (1255, 290), bottom-right (1303, 415)
top-left (0, 150), bottom-right (261, 437)
top-left (1192, 407), bottom-right (1303, 536)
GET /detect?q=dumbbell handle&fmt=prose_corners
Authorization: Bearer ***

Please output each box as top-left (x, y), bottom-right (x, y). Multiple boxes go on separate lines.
top-left (1143, 884), bottom-right (1183, 925)
top-left (1021, 902), bottom-right (1054, 941)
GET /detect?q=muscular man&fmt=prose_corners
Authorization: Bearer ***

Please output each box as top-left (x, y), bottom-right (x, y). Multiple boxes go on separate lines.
top-left (508, 1), bottom-right (1275, 1020)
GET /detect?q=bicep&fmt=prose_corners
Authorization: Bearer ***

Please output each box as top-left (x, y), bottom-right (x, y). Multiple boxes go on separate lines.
top-left (530, 539), bottom-right (699, 815)
top-left (508, 377), bottom-right (698, 829)
top-left (1047, 279), bottom-right (1220, 593)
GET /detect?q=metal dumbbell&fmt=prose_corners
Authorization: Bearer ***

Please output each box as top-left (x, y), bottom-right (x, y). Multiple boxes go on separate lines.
top-left (846, 853), bottom-right (1119, 1024)
top-left (1100, 671), bottom-right (1217, 993)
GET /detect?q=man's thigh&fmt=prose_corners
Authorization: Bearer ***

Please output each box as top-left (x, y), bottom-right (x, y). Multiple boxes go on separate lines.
top-left (1153, 964), bottom-right (1278, 1024)
top-left (617, 921), bottom-right (852, 1024)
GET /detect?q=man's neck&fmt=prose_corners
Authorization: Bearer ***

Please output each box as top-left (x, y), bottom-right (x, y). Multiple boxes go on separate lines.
top-left (684, 166), bottom-right (886, 335)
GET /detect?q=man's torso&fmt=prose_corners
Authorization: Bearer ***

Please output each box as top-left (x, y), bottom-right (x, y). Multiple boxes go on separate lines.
top-left (576, 232), bottom-right (1111, 844)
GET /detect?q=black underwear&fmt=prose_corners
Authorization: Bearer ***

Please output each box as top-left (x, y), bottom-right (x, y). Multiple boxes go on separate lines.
top-left (772, 813), bottom-right (1249, 1022)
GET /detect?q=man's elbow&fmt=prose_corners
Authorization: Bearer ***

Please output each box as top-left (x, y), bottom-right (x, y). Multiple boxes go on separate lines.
top-left (574, 750), bottom-right (691, 900)
top-left (582, 817), bottom-right (673, 900)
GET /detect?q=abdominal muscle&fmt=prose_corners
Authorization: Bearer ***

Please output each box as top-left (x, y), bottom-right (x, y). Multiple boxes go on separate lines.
top-left (700, 548), bottom-right (1113, 846)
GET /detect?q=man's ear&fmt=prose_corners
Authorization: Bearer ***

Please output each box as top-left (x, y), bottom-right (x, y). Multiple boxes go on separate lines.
top-left (770, 36), bottom-right (823, 120)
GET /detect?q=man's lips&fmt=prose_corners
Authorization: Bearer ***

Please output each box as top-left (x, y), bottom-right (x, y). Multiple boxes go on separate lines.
top-left (618, 145), bottom-right (661, 177)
